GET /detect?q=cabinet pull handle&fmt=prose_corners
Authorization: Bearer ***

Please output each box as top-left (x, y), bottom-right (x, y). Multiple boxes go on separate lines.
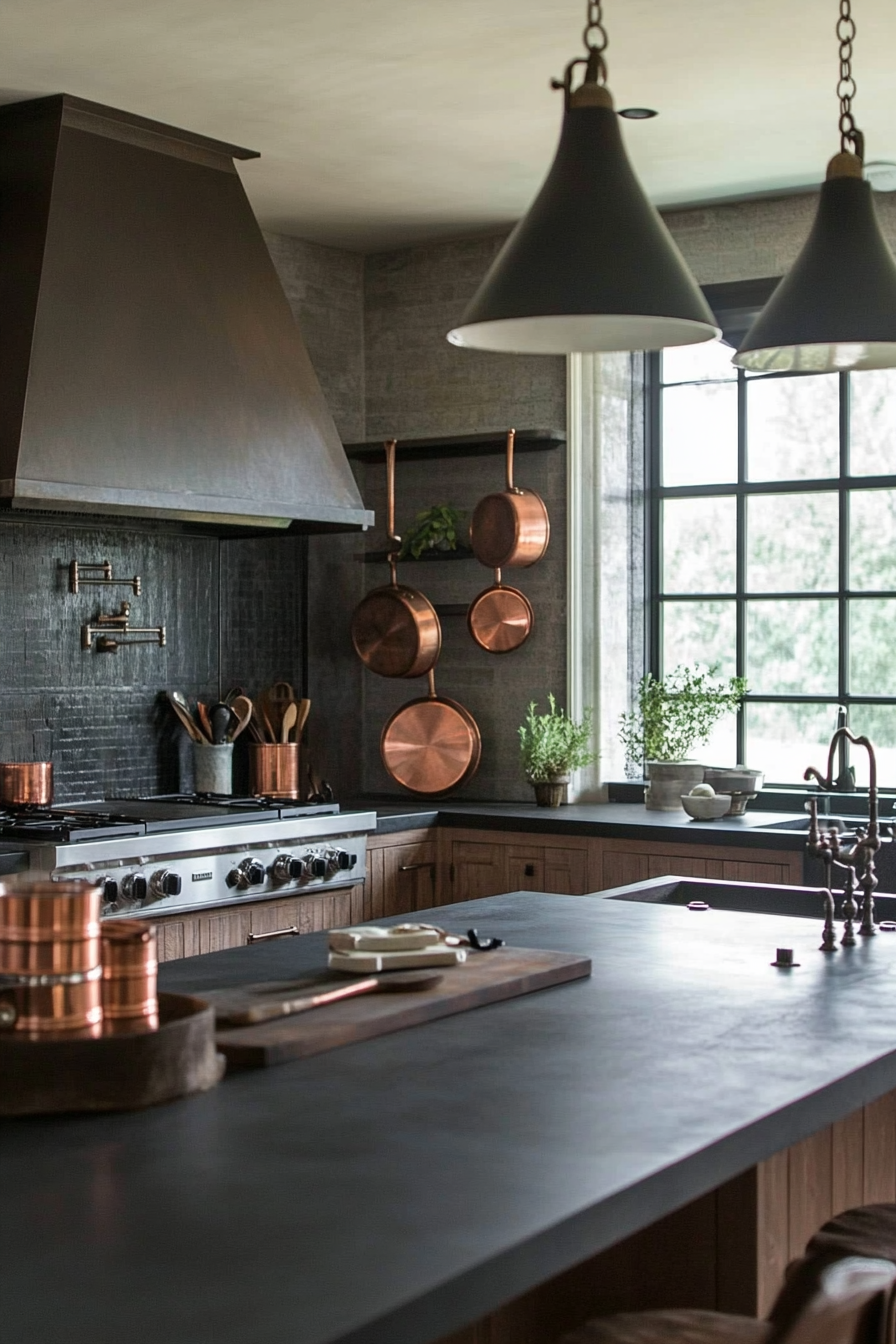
top-left (246, 925), bottom-right (299, 943)
top-left (398, 862), bottom-right (435, 871)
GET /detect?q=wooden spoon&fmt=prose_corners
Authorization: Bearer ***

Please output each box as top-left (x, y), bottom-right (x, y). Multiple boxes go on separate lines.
top-left (295, 698), bottom-right (311, 738)
top-left (167, 691), bottom-right (205, 743)
top-left (196, 701), bottom-right (213, 742)
top-left (280, 701), bottom-right (298, 743)
top-left (228, 695), bottom-right (254, 743)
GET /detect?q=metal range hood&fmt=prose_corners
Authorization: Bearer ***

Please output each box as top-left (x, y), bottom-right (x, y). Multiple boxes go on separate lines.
top-left (0, 94), bottom-right (372, 532)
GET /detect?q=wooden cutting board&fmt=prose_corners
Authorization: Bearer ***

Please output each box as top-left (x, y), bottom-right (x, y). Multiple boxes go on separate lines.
top-left (206, 947), bottom-right (591, 1069)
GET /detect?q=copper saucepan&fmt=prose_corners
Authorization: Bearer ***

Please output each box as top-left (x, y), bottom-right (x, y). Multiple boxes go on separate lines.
top-left (467, 567), bottom-right (534, 654)
top-left (381, 668), bottom-right (481, 797)
top-left (351, 440), bottom-right (442, 678)
top-left (0, 762), bottom-right (53, 806)
top-left (469, 429), bottom-right (550, 569)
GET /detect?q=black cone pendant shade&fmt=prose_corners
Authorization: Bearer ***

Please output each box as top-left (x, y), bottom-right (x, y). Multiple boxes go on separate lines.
top-left (734, 156), bottom-right (896, 373)
top-left (447, 84), bottom-right (718, 355)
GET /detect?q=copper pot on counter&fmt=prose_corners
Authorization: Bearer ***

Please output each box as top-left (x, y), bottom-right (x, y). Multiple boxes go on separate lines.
top-left (101, 920), bottom-right (159, 1033)
top-left (0, 880), bottom-right (104, 1034)
top-left (0, 762), bottom-right (53, 806)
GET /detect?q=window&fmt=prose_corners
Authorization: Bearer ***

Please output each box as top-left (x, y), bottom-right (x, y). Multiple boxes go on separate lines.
top-left (649, 341), bottom-right (896, 786)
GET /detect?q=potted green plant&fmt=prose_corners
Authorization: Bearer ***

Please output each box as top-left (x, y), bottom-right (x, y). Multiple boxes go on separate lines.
top-left (519, 696), bottom-right (596, 807)
top-left (618, 665), bottom-right (748, 811)
top-left (398, 505), bottom-right (465, 559)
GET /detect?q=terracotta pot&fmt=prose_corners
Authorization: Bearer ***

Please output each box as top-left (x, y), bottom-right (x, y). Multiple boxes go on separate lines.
top-left (644, 761), bottom-right (704, 812)
top-left (532, 776), bottom-right (569, 808)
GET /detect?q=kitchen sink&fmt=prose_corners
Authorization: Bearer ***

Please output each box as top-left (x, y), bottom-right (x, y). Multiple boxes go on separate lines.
top-left (602, 875), bottom-right (896, 921)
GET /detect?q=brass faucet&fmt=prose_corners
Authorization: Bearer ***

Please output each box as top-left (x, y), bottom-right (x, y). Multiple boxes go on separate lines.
top-left (804, 728), bottom-right (886, 949)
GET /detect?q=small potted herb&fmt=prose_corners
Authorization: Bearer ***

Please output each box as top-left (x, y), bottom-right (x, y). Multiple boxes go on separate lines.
top-left (519, 696), bottom-right (596, 807)
top-left (398, 505), bottom-right (465, 560)
top-left (618, 665), bottom-right (748, 811)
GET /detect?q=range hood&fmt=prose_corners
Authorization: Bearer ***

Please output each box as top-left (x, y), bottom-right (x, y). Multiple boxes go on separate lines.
top-left (0, 94), bottom-right (372, 532)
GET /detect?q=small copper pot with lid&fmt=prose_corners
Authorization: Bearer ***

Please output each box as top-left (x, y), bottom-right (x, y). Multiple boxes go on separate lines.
top-left (469, 429), bottom-right (550, 569)
top-left (0, 879), bottom-right (104, 1035)
top-left (0, 762), bottom-right (53, 807)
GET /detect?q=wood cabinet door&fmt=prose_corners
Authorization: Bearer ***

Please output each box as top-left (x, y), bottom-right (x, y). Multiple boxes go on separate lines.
top-left (600, 848), bottom-right (649, 890)
top-left (199, 906), bottom-right (252, 954)
top-left (449, 840), bottom-right (507, 903)
top-left (544, 846), bottom-right (590, 894)
top-left (382, 840), bottom-right (437, 916)
top-left (154, 914), bottom-right (201, 963)
top-left (506, 846), bottom-right (545, 892)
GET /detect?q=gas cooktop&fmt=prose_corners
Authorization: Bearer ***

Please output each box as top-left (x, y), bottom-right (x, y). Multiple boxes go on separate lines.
top-left (0, 793), bottom-right (340, 843)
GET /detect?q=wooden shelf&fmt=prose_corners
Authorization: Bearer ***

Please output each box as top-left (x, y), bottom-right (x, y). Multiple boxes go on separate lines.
top-left (362, 547), bottom-right (477, 565)
top-left (344, 429), bottom-right (565, 464)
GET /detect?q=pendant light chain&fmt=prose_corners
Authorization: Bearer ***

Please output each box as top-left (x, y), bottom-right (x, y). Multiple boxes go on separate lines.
top-left (583, 0), bottom-right (608, 84)
top-left (837, 0), bottom-right (863, 158)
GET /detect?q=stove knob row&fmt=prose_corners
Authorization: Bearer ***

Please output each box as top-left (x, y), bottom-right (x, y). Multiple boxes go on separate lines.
top-left (121, 873), bottom-right (148, 904)
top-left (226, 858), bottom-right (267, 891)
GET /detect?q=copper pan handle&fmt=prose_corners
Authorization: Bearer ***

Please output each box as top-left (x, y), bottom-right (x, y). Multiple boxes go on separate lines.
top-left (494, 567), bottom-right (502, 586)
top-left (505, 428), bottom-right (517, 493)
top-left (427, 667), bottom-right (437, 698)
top-left (385, 438), bottom-right (400, 586)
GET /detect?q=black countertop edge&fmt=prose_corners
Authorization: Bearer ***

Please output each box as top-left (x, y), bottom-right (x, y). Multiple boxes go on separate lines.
top-left (353, 800), bottom-right (808, 850)
top-left (0, 845), bottom-right (30, 875)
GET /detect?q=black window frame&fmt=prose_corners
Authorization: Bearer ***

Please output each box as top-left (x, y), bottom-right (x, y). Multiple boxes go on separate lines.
top-left (646, 278), bottom-right (896, 784)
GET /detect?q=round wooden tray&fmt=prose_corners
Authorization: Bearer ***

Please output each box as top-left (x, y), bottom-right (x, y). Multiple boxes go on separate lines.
top-left (0, 992), bottom-right (225, 1116)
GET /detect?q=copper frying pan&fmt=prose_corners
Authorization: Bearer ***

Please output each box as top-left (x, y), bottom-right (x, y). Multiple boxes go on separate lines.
top-left (470, 429), bottom-right (550, 569)
top-left (467, 568), bottom-right (533, 654)
top-left (351, 440), bottom-right (442, 678)
top-left (381, 669), bottom-right (481, 797)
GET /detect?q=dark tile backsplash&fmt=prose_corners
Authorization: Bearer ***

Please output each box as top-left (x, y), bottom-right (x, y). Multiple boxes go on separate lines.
top-left (0, 514), bottom-right (304, 802)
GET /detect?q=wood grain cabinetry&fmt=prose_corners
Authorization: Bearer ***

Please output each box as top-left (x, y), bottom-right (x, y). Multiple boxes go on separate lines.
top-left (366, 829), bottom-right (438, 919)
top-left (151, 884), bottom-right (365, 963)
top-left (440, 827), bottom-right (591, 904)
top-left (595, 836), bottom-right (803, 892)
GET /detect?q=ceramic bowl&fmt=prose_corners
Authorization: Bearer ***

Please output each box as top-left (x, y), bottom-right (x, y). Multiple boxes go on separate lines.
top-left (681, 793), bottom-right (732, 821)
top-left (702, 767), bottom-right (764, 795)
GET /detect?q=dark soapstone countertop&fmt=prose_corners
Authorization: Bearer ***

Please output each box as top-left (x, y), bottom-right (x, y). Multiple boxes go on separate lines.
top-left (5, 891), bottom-right (896, 1344)
top-left (353, 798), bottom-right (808, 848)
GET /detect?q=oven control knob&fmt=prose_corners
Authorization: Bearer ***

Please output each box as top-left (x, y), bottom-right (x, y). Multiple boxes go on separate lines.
top-left (335, 850), bottom-right (356, 871)
top-left (102, 878), bottom-right (119, 905)
top-left (229, 859), bottom-right (267, 891)
top-left (310, 854), bottom-right (328, 879)
top-left (149, 869), bottom-right (182, 900)
top-left (121, 874), bottom-right (148, 905)
top-left (271, 854), bottom-right (306, 883)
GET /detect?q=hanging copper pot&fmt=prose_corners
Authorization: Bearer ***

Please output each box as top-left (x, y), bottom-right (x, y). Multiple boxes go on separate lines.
top-left (381, 669), bottom-right (481, 797)
top-left (469, 429), bottom-right (550, 568)
top-left (351, 439), bottom-right (442, 678)
top-left (467, 568), bottom-right (534, 654)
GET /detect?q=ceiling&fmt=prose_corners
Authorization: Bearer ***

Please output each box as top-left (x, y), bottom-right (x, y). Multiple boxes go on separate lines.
top-left (1, 0), bottom-right (894, 252)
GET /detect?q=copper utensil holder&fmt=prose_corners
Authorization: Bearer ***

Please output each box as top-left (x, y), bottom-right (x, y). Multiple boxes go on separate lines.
top-left (0, 880), bottom-right (102, 975)
top-left (0, 762), bottom-right (53, 806)
top-left (101, 920), bottom-right (159, 1032)
top-left (249, 743), bottom-right (299, 800)
top-left (0, 966), bottom-right (103, 1037)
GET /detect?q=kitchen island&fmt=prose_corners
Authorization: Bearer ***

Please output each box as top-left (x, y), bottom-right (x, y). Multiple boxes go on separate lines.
top-left (5, 889), bottom-right (896, 1344)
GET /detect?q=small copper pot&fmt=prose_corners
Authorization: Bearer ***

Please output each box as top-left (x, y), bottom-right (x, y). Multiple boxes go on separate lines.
top-left (249, 743), bottom-right (299, 799)
top-left (0, 966), bottom-right (103, 1035)
top-left (0, 880), bottom-right (102, 975)
top-left (469, 429), bottom-right (550, 569)
top-left (0, 762), bottom-right (53, 806)
top-left (102, 920), bottom-right (159, 1032)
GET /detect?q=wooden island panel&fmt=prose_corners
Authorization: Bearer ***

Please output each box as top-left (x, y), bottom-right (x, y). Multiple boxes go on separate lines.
top-left (436, 1088), bottom-right (896, 1344)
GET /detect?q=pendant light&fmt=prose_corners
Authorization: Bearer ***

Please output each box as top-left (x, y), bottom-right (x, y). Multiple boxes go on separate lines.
top-left (446, 2), bottom-right (718, 355)
top-left (734, 0), bottom-right (896, 373)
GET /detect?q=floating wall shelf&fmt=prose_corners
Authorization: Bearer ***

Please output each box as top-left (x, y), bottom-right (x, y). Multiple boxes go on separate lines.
top-left (344, 428), bottom-right (565, 464)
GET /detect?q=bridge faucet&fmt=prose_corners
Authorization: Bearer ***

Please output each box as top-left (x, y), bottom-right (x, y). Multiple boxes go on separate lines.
top-left (804, 729), bottom-right (885, 949)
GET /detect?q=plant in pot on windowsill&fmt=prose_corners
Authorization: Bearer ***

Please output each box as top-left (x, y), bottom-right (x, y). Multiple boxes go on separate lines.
top-left (619, 665), bottom-right (748, 812)
top-left (519, 696), bottom-right (596, 807)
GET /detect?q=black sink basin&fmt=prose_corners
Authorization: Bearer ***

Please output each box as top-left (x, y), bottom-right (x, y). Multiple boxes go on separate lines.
top-left (756, 817), bottom-right (860, 833)
top-left (602, 875), bottom-right (896, 921)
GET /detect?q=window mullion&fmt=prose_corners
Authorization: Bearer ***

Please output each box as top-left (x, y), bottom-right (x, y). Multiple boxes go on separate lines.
top-left (736, 369), bottom-right (747, 764)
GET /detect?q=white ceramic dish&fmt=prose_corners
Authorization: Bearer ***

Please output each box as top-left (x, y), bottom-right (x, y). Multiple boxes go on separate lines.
top-left (681, 793), bottom-right (732, 821)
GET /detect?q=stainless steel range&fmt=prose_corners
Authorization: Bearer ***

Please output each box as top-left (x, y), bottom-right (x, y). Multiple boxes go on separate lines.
top-left (0, 796), bottom-right (376, 919)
